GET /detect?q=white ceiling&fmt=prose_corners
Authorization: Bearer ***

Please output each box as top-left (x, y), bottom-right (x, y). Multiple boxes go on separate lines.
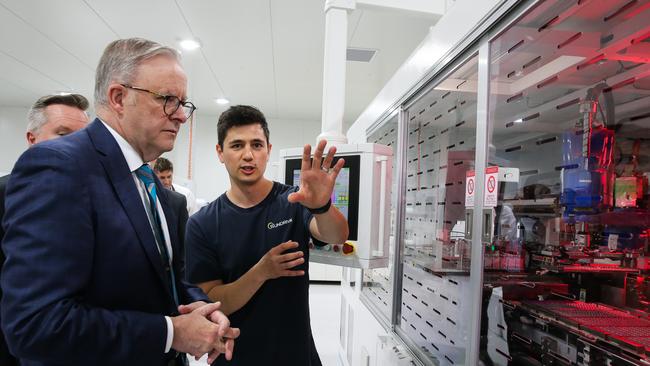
top-left (0, 0), bottom-right (440, 130)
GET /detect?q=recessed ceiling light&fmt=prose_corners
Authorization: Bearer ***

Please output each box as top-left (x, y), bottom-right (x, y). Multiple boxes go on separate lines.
top-left (215, 98), bottom-right (229, 105)
top-left (513, 118), bottom-right (523, 123)
top-left (56, 91), bottom-right (72, 96)
top-left (180, 39), bottom-right (201, 51)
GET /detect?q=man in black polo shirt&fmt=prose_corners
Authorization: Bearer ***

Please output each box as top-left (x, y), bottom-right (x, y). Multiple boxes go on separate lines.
top-left (185, 105), bottom-right (349, 365)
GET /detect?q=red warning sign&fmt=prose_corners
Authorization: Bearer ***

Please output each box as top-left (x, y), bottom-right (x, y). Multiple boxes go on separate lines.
top-left (487, 175), bottom-right (496, 193)
top-left (465, 170), bottom-right (475, 207)
top-left (484, 166), bottom-right (499, 207)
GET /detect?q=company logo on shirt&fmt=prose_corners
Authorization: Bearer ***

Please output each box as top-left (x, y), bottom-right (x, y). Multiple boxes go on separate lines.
top-left (267, 218), bottom-right (293, 230)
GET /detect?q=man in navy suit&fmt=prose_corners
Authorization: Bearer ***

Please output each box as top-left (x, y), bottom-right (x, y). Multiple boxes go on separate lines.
top-left (1, 38), bottom-right (239, 366)
top-left (0, 92), bottom-right (90, 366)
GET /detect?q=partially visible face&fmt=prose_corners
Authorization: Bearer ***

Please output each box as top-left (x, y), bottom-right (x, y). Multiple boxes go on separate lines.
top-left (28, 104), bottom-right (89, 145)
top-left (217, 123), bottom-right (271, 187)
top-left (120, 54), bottom-right (188, 162)
top-left (156, 169), bottom-right (173, 189)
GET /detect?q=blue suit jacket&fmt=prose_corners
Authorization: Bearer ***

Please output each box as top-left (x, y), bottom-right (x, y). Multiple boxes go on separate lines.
top-left (0, 119), bottom-right (208, 365)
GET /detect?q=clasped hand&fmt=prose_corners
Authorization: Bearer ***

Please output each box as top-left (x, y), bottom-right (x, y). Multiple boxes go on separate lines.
top-left (172, 301), bottom-right (240, 363)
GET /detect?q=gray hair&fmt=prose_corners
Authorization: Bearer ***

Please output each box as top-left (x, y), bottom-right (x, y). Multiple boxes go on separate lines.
top-left (27, 94), bottom-right (89, 133)
top-left (94, 38), bottom-right (181, 108)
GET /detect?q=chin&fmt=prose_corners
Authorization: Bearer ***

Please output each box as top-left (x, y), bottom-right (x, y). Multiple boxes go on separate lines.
top-left (238, 175), bottom-right (262, 185)
top-left (157, 142), bottom-right (174, 153)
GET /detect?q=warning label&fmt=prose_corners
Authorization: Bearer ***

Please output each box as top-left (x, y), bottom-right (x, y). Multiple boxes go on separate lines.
top-left (484, 166), bottom-right (499, 207)
top-left (465, 170), bottom-right (475, 207)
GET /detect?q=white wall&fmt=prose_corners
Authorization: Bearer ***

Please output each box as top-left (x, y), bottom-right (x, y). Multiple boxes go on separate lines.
top-left (164, 112), bottom-right (322, 203)
top-left (0, 106), bottom-right (30, 175)
top-left (0, 106), bottom-right (322, 201)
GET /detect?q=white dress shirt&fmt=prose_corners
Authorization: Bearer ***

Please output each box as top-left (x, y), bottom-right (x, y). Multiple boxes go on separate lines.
top-left (100, 120), bottom-right (175, 353)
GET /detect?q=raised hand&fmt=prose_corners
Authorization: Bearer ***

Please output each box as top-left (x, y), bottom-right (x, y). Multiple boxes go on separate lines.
top-left (253, 241), bottom-right (305, 281)
top-left (287, 139), bottom-right (344, 210)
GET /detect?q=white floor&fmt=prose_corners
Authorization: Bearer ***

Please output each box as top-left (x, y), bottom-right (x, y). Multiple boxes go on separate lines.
top-left (190, 283), bottom-right (342, 366)
top-left (309, 283), bottom-right (342, 366)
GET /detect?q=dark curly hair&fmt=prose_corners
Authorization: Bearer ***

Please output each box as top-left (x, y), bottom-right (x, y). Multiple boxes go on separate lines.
top-left (217, 105), bottom-right (269, 147)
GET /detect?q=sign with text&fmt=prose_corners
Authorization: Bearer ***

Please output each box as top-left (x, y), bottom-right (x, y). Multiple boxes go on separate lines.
top-left (465, 170), bottom-right (475, 207)
top-left (484, 166), bottom-right (499, 207)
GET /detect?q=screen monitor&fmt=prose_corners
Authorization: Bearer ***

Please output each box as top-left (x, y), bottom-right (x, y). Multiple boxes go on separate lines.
top-left (285, 155), bottom-right (360, 241)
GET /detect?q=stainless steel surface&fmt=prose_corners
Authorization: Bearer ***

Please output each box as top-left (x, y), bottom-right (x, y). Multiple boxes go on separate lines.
top-left (392, 107), bottom-right (410, 327)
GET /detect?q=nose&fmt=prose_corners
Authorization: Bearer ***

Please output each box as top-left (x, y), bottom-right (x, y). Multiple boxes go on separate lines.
top-left (243, 147), bottom-right (254, 161)
top-left (170, 105), bottom-right (188, 124)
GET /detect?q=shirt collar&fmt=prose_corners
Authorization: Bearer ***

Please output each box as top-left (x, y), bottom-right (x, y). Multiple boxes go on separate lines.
top-left (99, 119), bottom-right (145, 173)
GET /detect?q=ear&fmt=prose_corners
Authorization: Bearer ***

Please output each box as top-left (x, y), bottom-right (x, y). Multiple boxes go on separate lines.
top-left (26, 131), bottom-right (36, 146)
top-left (266, 143), bottom-right (272, 162)
top-left (216, 144), bottom-right (225, 163)
top-left (106, 84), bottom-right (128, 115)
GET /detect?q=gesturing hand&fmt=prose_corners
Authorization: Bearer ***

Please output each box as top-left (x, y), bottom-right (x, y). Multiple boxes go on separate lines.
top-left (254, 241), bottom-right (305, 281)
top-left (287, 139), bottom-right (344, 210)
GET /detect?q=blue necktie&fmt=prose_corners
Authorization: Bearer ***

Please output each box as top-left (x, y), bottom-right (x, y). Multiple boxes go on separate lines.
top-left (135, 164), bottom-right (179, 307)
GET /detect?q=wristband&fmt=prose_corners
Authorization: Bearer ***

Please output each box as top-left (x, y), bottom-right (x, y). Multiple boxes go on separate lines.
top-left (308, 199), bottom-right (331, 214)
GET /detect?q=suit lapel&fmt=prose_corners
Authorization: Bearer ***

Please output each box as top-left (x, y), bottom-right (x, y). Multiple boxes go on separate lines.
top-left (85, 119), bottom-right (173, 300)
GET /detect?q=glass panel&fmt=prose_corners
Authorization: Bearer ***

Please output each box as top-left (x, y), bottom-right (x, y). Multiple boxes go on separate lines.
top-left (482, 1), bottom-right (650, 364)
top-left (362, 115), bottom-right (399, 321)
top-left (398, 54), bottom-right (479, 365)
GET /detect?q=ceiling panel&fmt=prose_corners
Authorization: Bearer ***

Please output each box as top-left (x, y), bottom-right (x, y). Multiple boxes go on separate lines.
top-left (0, 77), bottom-right (38, 108)
top-left (0, 0), bottom-right (117, 68)
top-left (0, 51), bottom-right (69, 96)
top-left (343, 7), bottom-right (436, 122)
top-left (179, 0), bottom-right (277, 117)
top-left (272, 0), bottom-right (325, 121)
top-left (0, 0), bottom-right (442, 127)
top-left (0, 2), bottom-right (94, 94)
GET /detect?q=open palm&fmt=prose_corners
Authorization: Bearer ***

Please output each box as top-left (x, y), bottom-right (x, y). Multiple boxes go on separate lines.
top-left (287, 139), bottom-right (345, 209)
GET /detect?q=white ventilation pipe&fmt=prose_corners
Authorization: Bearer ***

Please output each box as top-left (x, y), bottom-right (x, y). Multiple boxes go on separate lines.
top-left (319, 0), bottom-right (355, 146)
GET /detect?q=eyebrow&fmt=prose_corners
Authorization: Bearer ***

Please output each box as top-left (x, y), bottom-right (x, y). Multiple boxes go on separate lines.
top-left (229, 138), bottom-right (265, 144)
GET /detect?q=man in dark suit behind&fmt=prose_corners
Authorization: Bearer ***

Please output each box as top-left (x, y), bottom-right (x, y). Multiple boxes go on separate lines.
top-left (167, 189), bottom-right (189, 245)
top-left (0, 174), bottom-right (10, 366)
top-left (0, 93), bottom-right (91, 366)
top-left (166, 188), bottom-right (189, 267)
top-left (1, 38), bottom-right (239, 366)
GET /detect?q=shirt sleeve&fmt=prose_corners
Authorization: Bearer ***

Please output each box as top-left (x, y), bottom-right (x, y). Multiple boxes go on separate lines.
top-left (185, 213), bottom-right (223, 284)
top-left (164, 316), bottom-right (174, 353)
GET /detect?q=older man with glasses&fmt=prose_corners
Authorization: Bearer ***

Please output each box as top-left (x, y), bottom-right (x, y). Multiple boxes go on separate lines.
top-left (1, 38), bottom-right (238, 366)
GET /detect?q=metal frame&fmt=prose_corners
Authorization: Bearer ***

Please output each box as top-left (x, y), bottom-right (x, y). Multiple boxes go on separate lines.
top-left (360, 106), bottom-right (402, 328)
top-left (467, 40), bottom-right (491, 366)
top-left (391, 106), bottom-right (409, 327)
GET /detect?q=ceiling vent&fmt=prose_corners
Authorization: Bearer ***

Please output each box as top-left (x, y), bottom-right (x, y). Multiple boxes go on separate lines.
top-left (346, 47), bottom-right (377, 62)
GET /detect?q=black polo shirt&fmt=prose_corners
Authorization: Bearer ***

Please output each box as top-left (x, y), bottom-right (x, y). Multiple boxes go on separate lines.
top-left (185, 182), bottom-right (321, 366)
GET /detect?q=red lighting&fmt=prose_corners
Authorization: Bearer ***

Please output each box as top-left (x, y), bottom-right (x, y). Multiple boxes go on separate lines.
top-left (577, 54), bottom-right (606, 70)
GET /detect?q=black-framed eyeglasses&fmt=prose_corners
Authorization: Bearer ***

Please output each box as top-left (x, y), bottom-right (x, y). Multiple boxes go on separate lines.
top-left (121, 84), bottom-right (196, 120)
